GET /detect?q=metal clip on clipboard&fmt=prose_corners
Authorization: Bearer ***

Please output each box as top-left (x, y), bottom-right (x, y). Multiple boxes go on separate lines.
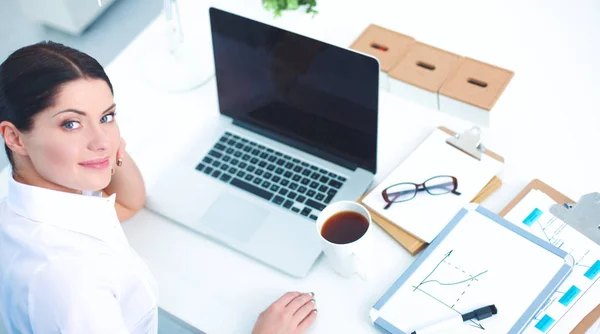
top-left (550, 192), bottom-right (600, 245)
top-left (446, 126), bottom-right (486, 160)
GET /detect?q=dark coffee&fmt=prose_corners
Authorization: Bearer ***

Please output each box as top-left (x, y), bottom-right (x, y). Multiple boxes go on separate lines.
top-left (321, 211), bottom-right (369, 244)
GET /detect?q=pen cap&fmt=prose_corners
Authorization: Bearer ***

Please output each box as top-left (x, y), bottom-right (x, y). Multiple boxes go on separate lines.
top-left (461, 304), bottom-right (498, 321)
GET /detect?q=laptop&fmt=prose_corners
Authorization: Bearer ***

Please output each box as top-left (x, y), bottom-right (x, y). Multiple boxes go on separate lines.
top-left (145, 7), bottom-right (379, 277)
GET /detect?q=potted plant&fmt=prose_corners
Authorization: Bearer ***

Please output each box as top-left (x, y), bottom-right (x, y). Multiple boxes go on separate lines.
top-left (262, 0), bottom-right (318, 17)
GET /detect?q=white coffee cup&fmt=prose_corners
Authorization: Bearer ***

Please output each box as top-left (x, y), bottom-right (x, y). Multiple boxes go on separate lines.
top-left (316, 201), bottom-right (372, 280)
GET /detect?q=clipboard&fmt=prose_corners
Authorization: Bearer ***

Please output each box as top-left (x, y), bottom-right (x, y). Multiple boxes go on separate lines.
top-left (572, 304), bottom-right (600, 334)
top-left (359, 126), bottom-right (505, 255)
top-left (359, 176), bottom-right (501, 255)
top-left (499, 179), bottom-right (574, 217)
top-left (499, 179), bottom-right (600, 333)
top-left (371, 205), bottom-right (574, 334)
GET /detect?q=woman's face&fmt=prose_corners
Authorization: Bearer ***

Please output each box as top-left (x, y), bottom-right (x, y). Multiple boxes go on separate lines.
top-left (20, 78), bottom-right (120, 192)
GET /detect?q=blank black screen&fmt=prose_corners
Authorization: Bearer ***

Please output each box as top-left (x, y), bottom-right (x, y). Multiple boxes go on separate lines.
top-left (210, 8), bottom-right (379, 173)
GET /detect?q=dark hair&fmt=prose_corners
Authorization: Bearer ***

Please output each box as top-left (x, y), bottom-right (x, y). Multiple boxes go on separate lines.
top-left (0, 41), bottom-right (113, 170)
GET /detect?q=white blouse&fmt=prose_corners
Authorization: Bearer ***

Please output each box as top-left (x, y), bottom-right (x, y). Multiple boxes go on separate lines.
top-left (0, 175), bottom-right (158, 333)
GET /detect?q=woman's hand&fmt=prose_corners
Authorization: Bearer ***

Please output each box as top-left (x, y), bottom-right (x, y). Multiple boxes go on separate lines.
top-left (104, 137), bottom-right (146, 222)
top-left (252, 292), bottom-right (317, 334)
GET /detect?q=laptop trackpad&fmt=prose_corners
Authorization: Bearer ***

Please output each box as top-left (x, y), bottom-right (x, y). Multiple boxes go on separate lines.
top-left (198, 193), bottom-right (268, 242)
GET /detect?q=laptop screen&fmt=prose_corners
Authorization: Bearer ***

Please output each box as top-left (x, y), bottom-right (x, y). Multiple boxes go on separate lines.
top-left (210, 8), bottom-right (379, 173)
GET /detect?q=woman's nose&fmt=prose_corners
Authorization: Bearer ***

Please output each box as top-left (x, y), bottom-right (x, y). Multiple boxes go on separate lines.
top-left (87, 123), bottom-right (111, 152)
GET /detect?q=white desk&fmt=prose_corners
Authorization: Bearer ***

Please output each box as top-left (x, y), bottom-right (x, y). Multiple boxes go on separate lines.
top-left (2, 0), bottom-right (600, 333)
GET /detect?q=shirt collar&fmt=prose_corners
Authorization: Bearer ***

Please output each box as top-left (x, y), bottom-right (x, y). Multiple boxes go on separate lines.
top-left (7, 173), bottom-right (119, 242)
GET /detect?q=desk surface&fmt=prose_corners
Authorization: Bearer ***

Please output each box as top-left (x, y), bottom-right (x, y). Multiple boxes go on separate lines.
top-left (2, 0), bottom-right (600, 333)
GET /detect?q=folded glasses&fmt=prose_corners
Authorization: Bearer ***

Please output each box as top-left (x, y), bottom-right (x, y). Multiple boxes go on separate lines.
top-left (382, 175), bottom-right (462, 210)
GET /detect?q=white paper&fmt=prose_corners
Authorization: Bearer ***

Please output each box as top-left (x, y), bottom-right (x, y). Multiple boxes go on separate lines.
top-left (377, 207), bottom-right (567, 333)
top-left (504, 190), bottom-right (600, 334)
top-left (362, 129), bottom-right (503, 242)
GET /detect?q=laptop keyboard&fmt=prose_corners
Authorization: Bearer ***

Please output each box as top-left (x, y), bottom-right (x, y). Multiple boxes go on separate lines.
top-left (194, 132), bottom-right (347, 221)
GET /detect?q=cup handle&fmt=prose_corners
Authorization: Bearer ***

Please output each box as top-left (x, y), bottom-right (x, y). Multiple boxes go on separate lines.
top-left (351, 252), bottom-right (367, 281)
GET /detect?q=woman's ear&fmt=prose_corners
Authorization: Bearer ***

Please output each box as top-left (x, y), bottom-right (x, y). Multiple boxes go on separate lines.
top-left (0, 121), bottom-right (28, 157)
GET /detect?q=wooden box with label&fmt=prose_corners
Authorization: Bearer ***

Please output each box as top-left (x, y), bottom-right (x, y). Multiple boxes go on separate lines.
top-left (350, 24), bottom-right (415, 91)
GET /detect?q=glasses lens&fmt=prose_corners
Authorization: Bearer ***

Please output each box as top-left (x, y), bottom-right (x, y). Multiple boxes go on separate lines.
top-left (384, 183), bottom-right (417, 202)
top-left (424, 176), bottom-right (455, 195)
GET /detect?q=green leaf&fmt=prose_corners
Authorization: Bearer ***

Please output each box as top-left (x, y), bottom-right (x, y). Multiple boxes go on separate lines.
top-left (262, 0), bottom-right (317, 18)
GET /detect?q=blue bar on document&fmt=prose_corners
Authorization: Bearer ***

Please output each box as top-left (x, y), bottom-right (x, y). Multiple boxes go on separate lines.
top-left (584, 260), bottom-right (600, 280)
top-left (558, 285), bottom-right (581, 306)
top-left (523, 208), bottom-right (543, 227)
top-left (534, 315), bottom-right (555, 332)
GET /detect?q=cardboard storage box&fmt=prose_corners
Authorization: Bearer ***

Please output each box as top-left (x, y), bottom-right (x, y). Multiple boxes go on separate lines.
top-left (439, 57), bottom-right (514, 127)
top-left (388, 42), bottom-right (462, 110)
top-left (350, 24), bottom-right (415, 91)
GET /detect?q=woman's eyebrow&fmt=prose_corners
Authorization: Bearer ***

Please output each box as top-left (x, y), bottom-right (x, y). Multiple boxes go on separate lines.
top-left (52, 103), bottom-right (116, 117)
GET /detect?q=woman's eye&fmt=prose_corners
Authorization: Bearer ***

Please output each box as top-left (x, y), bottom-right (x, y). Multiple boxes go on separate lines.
top-left (101, 112), bottom-right (116, 123)
top-left (62, 121), bottom-right (81, 130)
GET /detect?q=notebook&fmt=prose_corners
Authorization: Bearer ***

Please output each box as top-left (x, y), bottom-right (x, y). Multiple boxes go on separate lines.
top-left (362, 127), bottom-right (504, 243)
top-left (371, 204), bottom-right (574, 334)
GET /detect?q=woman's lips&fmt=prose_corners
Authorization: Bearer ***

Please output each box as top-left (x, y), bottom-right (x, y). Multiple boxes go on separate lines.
top-left (79, 157), bottom-right (110, 169)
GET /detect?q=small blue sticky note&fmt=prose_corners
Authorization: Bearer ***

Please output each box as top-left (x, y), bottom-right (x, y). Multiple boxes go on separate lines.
top-left (585, 260), bottom-right (600, 280)
top-left (535, 315), bottom-right (555, 332)
top-left (558, 285), bottom-right (581, 306)
top-left (523, 208), bottom-right (543, 227)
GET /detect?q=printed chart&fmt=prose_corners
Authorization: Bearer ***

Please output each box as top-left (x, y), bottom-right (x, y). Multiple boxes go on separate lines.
top-left (504, 190), bottom-right (600, 333)
top-left (412, 250), bottom-right (489, 330)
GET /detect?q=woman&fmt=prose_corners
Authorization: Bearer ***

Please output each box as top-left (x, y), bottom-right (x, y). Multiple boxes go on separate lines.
top-left (0, 41), bottom-right (317, 334)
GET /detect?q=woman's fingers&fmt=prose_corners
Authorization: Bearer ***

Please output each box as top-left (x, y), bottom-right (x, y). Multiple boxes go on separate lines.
top-left (293, 297), bottom-right (316, 324)
top-left (272, 292), bottom-right (302, 310)
top-left (296, 309), bottom-right (317, 333)
top-left (285, 293), bottom-right (313, 314)
top-left (251, 292), bottom-right (317, 334)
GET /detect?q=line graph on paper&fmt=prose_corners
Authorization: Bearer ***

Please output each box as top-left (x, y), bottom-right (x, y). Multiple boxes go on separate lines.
top-left (412, 250), bottom-right (489, 330)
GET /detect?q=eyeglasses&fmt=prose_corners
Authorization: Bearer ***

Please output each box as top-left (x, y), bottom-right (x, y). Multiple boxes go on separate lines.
top-left (381, 175), bottom-right (462, 210)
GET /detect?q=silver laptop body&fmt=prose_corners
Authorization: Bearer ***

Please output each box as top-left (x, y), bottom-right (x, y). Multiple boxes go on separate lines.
top-left (145, 8), bottom-right (379, 277)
